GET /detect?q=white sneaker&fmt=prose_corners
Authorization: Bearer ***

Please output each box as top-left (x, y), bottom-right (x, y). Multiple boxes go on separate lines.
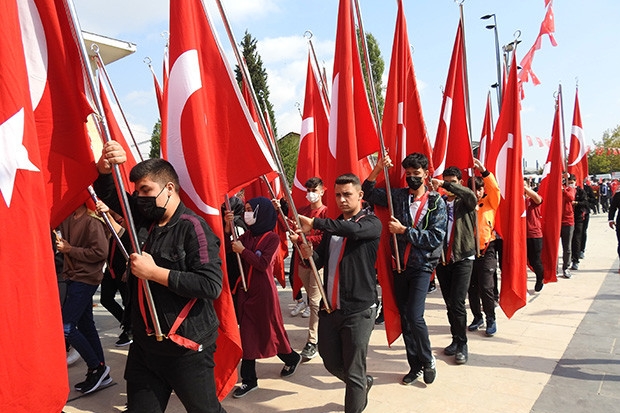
top-left (301, 306), bottom-right (311, 318)
top-left (67, 347), bottom-right (80, 366)
top-left (291, 300), bottom-right (307, 317)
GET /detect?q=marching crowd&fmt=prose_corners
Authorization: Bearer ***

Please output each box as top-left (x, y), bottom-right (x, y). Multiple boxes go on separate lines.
top-left (54, 140), bottom-right (620, 413)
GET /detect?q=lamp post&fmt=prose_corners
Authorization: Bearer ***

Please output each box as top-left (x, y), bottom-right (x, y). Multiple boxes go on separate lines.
top-left (481, 13), bottom-right (502, 111)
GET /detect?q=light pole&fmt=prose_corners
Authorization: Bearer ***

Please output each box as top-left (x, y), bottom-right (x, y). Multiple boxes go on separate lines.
top-left (481, 13), bottom-right (502, 111)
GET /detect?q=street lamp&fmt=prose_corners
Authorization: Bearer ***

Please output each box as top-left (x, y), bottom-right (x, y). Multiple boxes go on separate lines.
top-left (481, 13), bottom-right (502, 111)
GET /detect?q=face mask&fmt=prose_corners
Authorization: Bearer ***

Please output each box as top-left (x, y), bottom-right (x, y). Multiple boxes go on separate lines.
top-left (406, 176), bottom-right (424, 191)
top-left (306, 191), bottom-right (321, 203)
top-left (134, 186), bottom-right (169, 222)
top-left (569, 183), bottom-right (576, 188)
top-left (244, 205), bottom-right (259, 226)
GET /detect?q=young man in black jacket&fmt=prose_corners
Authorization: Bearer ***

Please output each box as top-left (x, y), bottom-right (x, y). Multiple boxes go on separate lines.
top-left (299, 173), bottom-right (381, 413)
top-left (95, 141), bottom-right (226, 413)
top-left (432, 166), bottom-right (477, 365)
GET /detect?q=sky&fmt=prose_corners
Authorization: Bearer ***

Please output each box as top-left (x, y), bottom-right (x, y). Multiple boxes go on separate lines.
top-left (73, 0), bottom-right (620, 170)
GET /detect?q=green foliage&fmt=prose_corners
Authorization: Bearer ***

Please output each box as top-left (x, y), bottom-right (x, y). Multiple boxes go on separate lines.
top-left (358, 30), bottom-right (385, 118)
top-left (149, 119), bottom-right (161, 159)
top-left (588, 125), bottom-right (620, 175)
top-left (277, 132), bottom-right (300, 186)
top-left (235, 31), bottom-right (278, 138)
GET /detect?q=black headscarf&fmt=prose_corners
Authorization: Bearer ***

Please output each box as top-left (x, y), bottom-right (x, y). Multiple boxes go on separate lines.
top-left (247, 197), bottom-right (277, 236)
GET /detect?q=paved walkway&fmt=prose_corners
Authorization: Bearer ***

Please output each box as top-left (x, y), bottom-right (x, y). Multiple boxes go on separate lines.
top-left (64, 214), bottom-right (620, 413)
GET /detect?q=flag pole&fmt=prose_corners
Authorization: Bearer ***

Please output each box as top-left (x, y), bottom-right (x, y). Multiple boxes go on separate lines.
top-left (354, 0), bottom-right (402, 273)
top-left (212, 0), bottom-right (332, 312)
top-left (558, 83), bottom-right (569, 171)
top-left (87, 186), bottom-right (130, 261)
top-left (224, 195), bottom-right (247, 292)
top-left (304, 31), bottom-right (331, 106)
top-left (93, 48), bottom-right (144, 162)
top-left (64, 0), bottom-right (164, 341)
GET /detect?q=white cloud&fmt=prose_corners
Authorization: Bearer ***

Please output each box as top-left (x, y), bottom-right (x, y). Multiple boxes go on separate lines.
top-left (74, 0), bottom-right (167, 37)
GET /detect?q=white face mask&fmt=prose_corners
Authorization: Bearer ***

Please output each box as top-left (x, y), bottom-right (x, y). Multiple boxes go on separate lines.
top-left (244, 211), bottom-right (257, 226)
top-left (306, 191), bottom-right (321, 203)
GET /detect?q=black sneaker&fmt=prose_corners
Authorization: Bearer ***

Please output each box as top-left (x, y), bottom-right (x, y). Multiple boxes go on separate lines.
top-left (468, 317), bottom-right (484, 331)
top-left (364, 375), bottom-right (373, 409)
top-left (115, 331), bottom-right (133, 347)
top-left (534, 281), bottom-right (544, 292)
top-left (75, 374), bottom-right (112, 392)
top-left (233, 382), bottom-right (257, 398)
top-left (79, 364), bottom-right (110, 394)
top-left (570, 262), bottom-right (579, 271)
top-left (401, 368), bottom-right (423, 385)
top-left (300, 342), bottom-right (318, 360)
top-left (280, 352), bottom-right (302, 378)
top-left (485, 319), bottom-right (497, 336)
top-left (455, 344), bottom-right (468, 365)
top-left (423, 356), bottom-right (436, 384)
top-left (427, 280), bottom-right (437, 294)
top-left (443, 340), bottom-right (458, 356)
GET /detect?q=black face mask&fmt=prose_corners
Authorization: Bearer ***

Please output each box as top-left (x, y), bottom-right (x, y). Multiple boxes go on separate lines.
top-left (406, 176), bottom-right (424, 191)
top-left (133, 187), bottom-right (169, 222)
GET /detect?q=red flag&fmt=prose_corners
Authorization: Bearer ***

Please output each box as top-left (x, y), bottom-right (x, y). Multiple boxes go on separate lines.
top-left (536, 136), bottom-right (544, 147)
top-left (164, 0), bottom-right (278, 399)
top-left (567, 89), bottom-right (588, 186)
top-left (325, 0), bottom-right (379, 217)
top-left (525, 135), bottom-right (533, 147)
top-left (478, 92), bottom-right (494, 164)
top-left (26, 0), bottom-right (97, 227)
top-left (518, 1), bottom-right (557, 86)
top-left (292, 52), bottom-right (330, 207)
top-left (149, 63), bottom-right (164, 118)
top-left (98, 75), bottom-right (138, 190)
top-left (432, 20), bottom-right (474, 178)
top-left (538, 100), bottom-right (563, 284)
top-left (485, 52), bottom-right (527, 318)
top-left (0, 1), bottom-right (68, 410)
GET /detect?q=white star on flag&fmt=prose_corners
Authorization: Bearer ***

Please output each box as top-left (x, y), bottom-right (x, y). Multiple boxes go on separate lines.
top-left (0, 108), bottom-right (40, 207)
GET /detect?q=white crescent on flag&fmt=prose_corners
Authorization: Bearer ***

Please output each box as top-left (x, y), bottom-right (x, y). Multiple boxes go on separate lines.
top-left (568, 125), bottom-right (586, 167)
top-left (18, 0), bottom-right (47, 111)
top-left (494, 133), bottom-right (514, 198)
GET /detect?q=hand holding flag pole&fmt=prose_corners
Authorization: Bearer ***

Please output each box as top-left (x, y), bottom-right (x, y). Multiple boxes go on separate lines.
top-left (87, 186), bottom-right (129, 261)
top-left (353, 0), bottom-right (402, 272)
top-left (224, 194), bottom-right (247, 292)
top-left (65, 0), bottom-right (163, 341)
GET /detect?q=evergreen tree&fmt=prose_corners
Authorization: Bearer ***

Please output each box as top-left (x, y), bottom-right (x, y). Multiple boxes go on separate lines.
top-left (149, 119), bottom-right (161, 159)
top-left (358, 30), bottom-right (385, 118)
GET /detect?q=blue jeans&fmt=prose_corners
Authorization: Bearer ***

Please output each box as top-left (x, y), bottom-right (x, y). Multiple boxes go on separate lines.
top-left (393, 268), bottom-right (433, 370)
top-left (62, 280), bottom-right (105, 369)
top-left (318, 307), bottom-right (376, 413)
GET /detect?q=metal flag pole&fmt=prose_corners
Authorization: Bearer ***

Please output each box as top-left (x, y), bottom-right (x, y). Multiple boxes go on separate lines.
top-left (558, 83), bottom-right (569, 171)
top-left (88, 186), bottom-right (129, 261)
top-left (353, 0), bottom-right (402, 272)
top-left (304, 31), bottom-right (331, 107)
top-left (92, 47), bottom-right (144, 162)
top-left (64, 0), bottom-right (164, 340)
top-left (224, 194), bottom-right (247, 292)
top-left (212, 0), bottom-right (331, 312)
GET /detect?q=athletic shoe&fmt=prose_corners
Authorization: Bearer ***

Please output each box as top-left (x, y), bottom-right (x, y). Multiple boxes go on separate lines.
top-left (290, 300), bottom-right (307, 317)
top-left (423, 356), bottom-right (437, 384)
top-left (570, 262), bottom-right (579, 271)
top-left (579, 251), bottom-right (585, 259)
top-left (67, 347), bottom-right (80, 366)
top-left (301, 306), bottom-right (311, 318)
top-left (535, 281), bottom-right (544, 292)
top-left (455, 344), bottom-right (468, 365)
top-left (485, 319), bottom-right (497, 337)
top-left (300, 342), bottom-right (318, 360)
top-left (79, 364), bottom-right (110, 394)
top-left (401, 369), bottom-right (423, 385)
top-left (115, 331), bottom-right (133, 347)
top-left (468, 317), bottom-right (484, 331)
top-left (563, 269), bottom-right (572, 279)
top-left (443, 340), bottom-right (458, 356)
top-left (233, 383), bottom-right (257, 398)
top-left (75, 374), bottom-right (112, 392)
top-left (427, 280), bottom-right (437, 294)
top-left (280, 352), bottom-right (302, 378)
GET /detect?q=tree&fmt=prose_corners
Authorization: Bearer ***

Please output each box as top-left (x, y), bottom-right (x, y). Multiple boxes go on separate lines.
top-left (358, 30), bottom-right (385, 118)
top-left (277, 132), bottom-right (300, 186)
top-left (235, 31), bottom-right (278, 138)
top-left (588, 125), bottom-right (620, 175)
top-left (149, 119), bottom-right (161, 159)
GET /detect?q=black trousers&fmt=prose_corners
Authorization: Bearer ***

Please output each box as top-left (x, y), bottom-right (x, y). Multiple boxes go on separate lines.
top-left (436, 259), bottom-right (473, 345)
top-left (318, 307), bottom-right (376, 413)
top-left (240, 351), bottom-right (299, 386)
top-left (125, 342), bottom-right (225, 413)
top-left (468, 241), bottom-right (498, 321)
top-left (526, 237), bottom-right (544, 285)
top-left (571, 222), bottom-right (584, 264)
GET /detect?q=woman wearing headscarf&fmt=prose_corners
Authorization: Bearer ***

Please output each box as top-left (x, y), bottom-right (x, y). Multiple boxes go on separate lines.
top-left (225, 197), bottom-right (301, 398)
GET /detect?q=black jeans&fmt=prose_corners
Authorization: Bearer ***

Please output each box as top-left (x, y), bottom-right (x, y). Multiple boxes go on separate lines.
top-left (393, 268), bottom-right (433, 370)
top-left (436, 259), bottom-right (473, 345)
top-left (526, 238), bottom-right (544, 285)
top-left (468, 241), bottom-right (497, 321)
top-left (560, 225), bottom-right (574, 271)
top-left (571, 222), bottom-right (584, 264)
top-left (318, 307), bottom-right (376, 413)
top-left (240, 351), bottom-right (299, 386)
top-left (125, 342), bottom-right (225, 413)
top-left (100, 268), bottom-right (128, 326)
top-left (580, 213), bottom-right (590, 253)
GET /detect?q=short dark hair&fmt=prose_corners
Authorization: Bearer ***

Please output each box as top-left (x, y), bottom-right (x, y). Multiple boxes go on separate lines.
top-left (567, 173), bottom-right (576, 181)
top-left (443, 166), bottom-right (462, 180)
top-left (467, 176), bottom-right (485, 190)
top-left (130, 158), bottom-right (180, 192)
top-left (401, 153), bottom-right (429, 170)
top-left (335, 173), bottom-right (361, 189)
top-left (305, 177), bottom-right (324, 189)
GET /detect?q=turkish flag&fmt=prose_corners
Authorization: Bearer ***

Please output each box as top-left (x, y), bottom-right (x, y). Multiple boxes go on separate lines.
top-left (432, 20), bottom-right (473, 178)
top-left (486, 52), bottom-right (527, 318)
top-left (518, 1), bottom-right (557, 86)
top-left (325, 0), bottom-right (379, 217)
top-left (567, 89), bottom-right (588, 186)
top-left (25, 0), bottom-right (97, 228)
top-left (165, 0), bottom-right (278, 399)
top-left (478, 92), bottom-right (494, 165)
top-left (0, 1), bottom-right (68, 410)
top-left (538, 100), bottom-right (562, 284)
top-left (292, 52), bottom-right (330, 207)
top-left (98, 74), bottom-right (138, 190)
top-left (536, 136), bottom-right (544, 147)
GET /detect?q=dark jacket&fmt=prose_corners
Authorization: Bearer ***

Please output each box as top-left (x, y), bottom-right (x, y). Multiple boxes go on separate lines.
top-left (573, 186), bottom-right (589, 223)
top-left (608, 192), bottom-right (620, 225)
top-left (311, 207), bottom-right (382, 315)
top-left (442, 181), bottom-right (477, 263)
top-left (362, 180), bottom-right (447, 272)
top-left (94, 173), bottom-right (223, 356)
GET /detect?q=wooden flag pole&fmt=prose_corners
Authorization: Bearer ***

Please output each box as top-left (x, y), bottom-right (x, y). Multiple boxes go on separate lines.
top-left (224, 195), bottom-right (247, 292)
